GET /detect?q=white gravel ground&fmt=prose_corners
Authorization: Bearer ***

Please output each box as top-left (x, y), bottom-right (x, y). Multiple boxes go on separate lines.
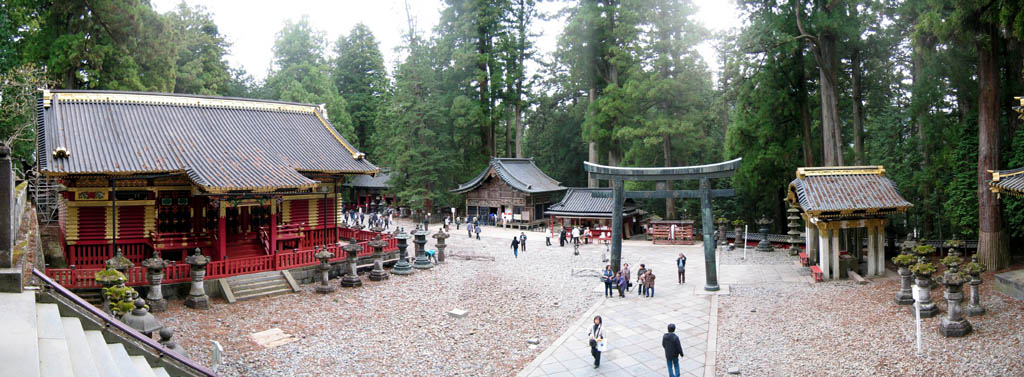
top-left (717, 247), bottom-right (799, 265)
top-left (160, 223), bottom-right (601, 377)
top-left (715, 271), bottom-right (1024, 376)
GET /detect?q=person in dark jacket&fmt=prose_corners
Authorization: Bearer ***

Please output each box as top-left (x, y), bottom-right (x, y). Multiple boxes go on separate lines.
top-left (662, 323), bottom-right (684, 377)
top-left (511, 237), bottom-right (520, 258)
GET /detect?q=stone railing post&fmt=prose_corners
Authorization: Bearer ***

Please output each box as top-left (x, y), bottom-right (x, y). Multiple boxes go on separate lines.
top-left (184, 248), bottom-right (210, 309)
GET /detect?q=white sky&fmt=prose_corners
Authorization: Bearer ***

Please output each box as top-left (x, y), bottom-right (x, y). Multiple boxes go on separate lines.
top-left (152, 0), bottom-right (742, 83)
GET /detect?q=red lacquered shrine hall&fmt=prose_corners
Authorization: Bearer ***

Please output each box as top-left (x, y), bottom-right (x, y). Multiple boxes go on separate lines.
top-left (38, 90), bottom-right (396, 287)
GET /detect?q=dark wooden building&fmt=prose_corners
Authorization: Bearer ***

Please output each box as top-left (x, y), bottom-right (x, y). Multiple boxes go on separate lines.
top-left (451, 158), bottom-right (566, 225)
top-left (344, 170), bottom-right (395, 211)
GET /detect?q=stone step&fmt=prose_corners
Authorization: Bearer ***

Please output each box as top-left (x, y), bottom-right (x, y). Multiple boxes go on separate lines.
top-left (230, 277), bottom-right (288, 292)
top-left (233, 282), bottom-right (290, 297)
top-left (225, 271), bottom-right (285, 284)
top-left (60, 317), bottom-right (101, 377)
top-left (0, 292), bottom-right (40, 377)
top-left (83, 330), bottom-right (122, 377)
top-left (130, 355), bottom-right (159, 377)
top-left (235, 286), bottom-right (293, 301)
top-left (36, 303), bottom-right (74, 377)
top-left (107, 343), bottom-right (138, 377)
top-left (152, 367), bottom-right (171, 377)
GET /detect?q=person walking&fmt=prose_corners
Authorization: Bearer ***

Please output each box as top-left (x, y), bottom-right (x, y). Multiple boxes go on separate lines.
top-left (571, 226), bottom-right (580, 245)
top-left (456, 216), bottom-right (461, 230)
top-left (662, 323), bottom-right (685, 377)
top-left (511, 236), bottom-right (520, 258)
top-left (475, 224), bottom-right (481, 240)
top-left (676, 253), bottom-right (687, 284)
top-left (622, 263), bottom-right (632, 292)
top-left (519, 232), bottom-right (527, 253)
top-left (602, 265), bottom-right (614, 298)
top-left (559, 228), bottom-right (566, 247)
top-left (546, 227), bottom-right (553, 246)
top-left (467, 222), bottom-right (473, 238)
top-left (588, 316), bottom-right (605, 369)
top-left (636, 264), bottom-right (647, 296)
top-left (615, 272), bottom-right (626, 297)
top-left (645, 269), bottom-right (657, 297)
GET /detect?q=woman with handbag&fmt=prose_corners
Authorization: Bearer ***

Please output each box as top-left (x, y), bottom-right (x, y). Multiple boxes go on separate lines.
top-left (588, 315), bottom-right (606, 368)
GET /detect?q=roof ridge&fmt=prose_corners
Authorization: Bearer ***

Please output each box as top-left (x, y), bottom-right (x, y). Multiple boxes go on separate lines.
top-left (49, 90), bottom-right (320, 114)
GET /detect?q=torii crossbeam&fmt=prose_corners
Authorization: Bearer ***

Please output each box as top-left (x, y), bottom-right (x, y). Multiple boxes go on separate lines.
top-left (584, 158), bottom-right (742, 291)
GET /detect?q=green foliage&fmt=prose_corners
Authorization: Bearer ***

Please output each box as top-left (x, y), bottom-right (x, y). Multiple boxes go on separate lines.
top-left (940, 255), bottom-right (963, 269)
top-left (892, 253), bottom-right (916, 267)
top-left (913, 244), bottom-right (935, 256)
top-left (167, 3), bottom-right (232, 95)
top-left (332, 23), bottom-right (388, 151)
top-left (909, 261), bottom-right (936, 276)
top-left (0, 64), bottom-right (50, 166)
top-left (964, 258), bottom-right (987, 275)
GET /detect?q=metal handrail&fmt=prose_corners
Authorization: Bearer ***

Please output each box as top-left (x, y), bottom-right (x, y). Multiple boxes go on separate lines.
top-left (31, 269), bottom-right (218, 377)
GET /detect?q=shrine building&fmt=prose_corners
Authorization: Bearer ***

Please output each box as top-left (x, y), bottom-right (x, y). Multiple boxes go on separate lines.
top-left (37, 90), bottom-right (388, 272)
top-left (451, 158), bottom-right (566, 226)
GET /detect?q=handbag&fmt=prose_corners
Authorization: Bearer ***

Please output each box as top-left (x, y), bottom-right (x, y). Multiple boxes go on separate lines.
top-left (596, 339), bottom-right (608, 352)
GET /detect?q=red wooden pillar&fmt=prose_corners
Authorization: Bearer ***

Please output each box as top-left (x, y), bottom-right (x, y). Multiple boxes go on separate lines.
top-left (270, 200), bottom-right (278, 254)
top-left (217, 205), bottom-right (227, 260)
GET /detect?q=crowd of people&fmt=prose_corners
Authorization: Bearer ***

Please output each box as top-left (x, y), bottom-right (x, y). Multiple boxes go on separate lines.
top-left (341, 207), bottom-right (395, 230)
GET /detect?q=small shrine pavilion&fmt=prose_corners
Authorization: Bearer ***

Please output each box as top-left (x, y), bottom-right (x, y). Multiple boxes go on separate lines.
top-left (989, 168), bottom-right (1024, 197)
top-left (37, 90), bottom-right (384, 269)
top-left (787, 166), bottom-right (913, 280)
top-left (344, 169), bottom-right (396, 212)
top-left (451, 158), bottom-right (566, 225)
top-left (545, 187), bottom-right (641, 239)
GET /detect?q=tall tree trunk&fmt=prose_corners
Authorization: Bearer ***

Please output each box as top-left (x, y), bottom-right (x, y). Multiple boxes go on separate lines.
top-left (515, 102), bottom-right (523, 157)
top-left (817, 31), bottom-right (843, 166)
top-left (588, 88), bottom-right (599, 187)
top-left (913, 35), bottom-right (935, 237)
top-left (663, 134), bottom-right (676, 220)
top-left (977, 25), bottom-right (1009, 270)
top-left (795, 46), bottom-right (814, 167)
top-left (851, 48), bottom-right (864, 165)
top-left (1004, 40), bottom-right (1022, 152)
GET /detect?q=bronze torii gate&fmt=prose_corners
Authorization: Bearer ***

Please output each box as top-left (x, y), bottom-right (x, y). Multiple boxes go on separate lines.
top-left (585, 158), bottom-right (741, 292)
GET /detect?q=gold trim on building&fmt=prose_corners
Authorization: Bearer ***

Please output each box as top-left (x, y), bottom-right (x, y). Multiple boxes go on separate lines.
top-left (796, 166), bottom-right (885, 178)
top-left (55, 92), bottom-right (318, 113)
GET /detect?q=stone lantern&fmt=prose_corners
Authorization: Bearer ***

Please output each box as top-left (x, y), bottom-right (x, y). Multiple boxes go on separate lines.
top-left (937, 258), bottom-right (972, 337)
top-left (965, 255), bottom-right (987, 316)
top-left (314, 247), bottom-right (336, 294)
top-left (391, 228), bottom-right (414, 275)
top-left (756, 217), bottom-right (773, 252)
top-left (716, 218), bottom-right (729, 246)
top-left (159, 328), bottom-right (185, 354)
top-left (412, 225), bottom-right (433, 270)
top-left (786, 206), bottom-right (804, 256)
top-left (141, 250), bottom-right (169, 312)
top-left (105, 248), bottom-right (135, 274)
top-left (184, 248), bottom-right (210, 309)
top-left (891, 247), bottom-right (916, 306)
top-left (122, 298), bottom-right (163, 338)
top-left (94, 266), bottom-right (128, 315)
top-left (340, 239), bottom-right (363, 288)
top-left (909, 245), bottom-right (938, 318)
top-left (432, 228), bottom-right (450, 263)
top-left (367, 235), bottom-right (390, 281)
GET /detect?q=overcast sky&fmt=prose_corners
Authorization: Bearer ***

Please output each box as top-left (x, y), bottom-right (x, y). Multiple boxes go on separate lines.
top-left (152, 0), bottom-right (743, 82)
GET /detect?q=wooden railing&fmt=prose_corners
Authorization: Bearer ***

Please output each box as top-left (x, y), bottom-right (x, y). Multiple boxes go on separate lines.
top-left (46, 231), bottom-right (399, 289)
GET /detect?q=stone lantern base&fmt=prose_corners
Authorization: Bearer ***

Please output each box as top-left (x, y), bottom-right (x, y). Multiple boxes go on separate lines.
top-left (341, 273), bottom-right (363, 288)
top-left (392, 260), bottom-right (414, 275)
top-left (939, 317), bottom-right (972, 337)
top-left (369, 260), bottom-right (389, 281)
top-left (146, 298), bottom-right (167, 313)
top-left (184, 294), bottom-right (209, 310)
top-left (413, 256), bottom-right (433, 270)
top-left (315, 284), bottom-right (337, 294)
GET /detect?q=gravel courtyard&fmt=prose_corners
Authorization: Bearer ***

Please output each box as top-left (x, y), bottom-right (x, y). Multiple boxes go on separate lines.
top-left (161, 223), bottom-right (601, 377)
top-left (715, 269), bottom-right (1024, 376)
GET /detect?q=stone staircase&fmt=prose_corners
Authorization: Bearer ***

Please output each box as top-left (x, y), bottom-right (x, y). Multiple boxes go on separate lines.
top-left (0, 291), bottom-right (174, 377)
top-left (219, 271), bottom-right (298, 303)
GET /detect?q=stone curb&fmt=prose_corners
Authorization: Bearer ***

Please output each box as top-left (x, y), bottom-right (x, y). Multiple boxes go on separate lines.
top-left (515, 294), bottom-right (607, 377)
top-left (704, 294), bottom-right (720, 377)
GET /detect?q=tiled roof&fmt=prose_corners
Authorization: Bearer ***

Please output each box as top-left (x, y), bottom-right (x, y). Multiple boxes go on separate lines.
top-left (545, 188), bottom-right (637, 218)
top-left (991, 167), bottom-right (1024, 197)
top-left (787, 166), bottom-right (912, 218)
top-left (344, 171), bottom-right (392, 189)
top-left (37, 90), bottom-right (377, 193)
top-left (451, 158), bottom-right (566, 194)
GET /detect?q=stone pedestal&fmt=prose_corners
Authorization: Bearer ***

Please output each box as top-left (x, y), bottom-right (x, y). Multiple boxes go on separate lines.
top-left (184, 248), bottom-right (210, 310)
top-left (717, 222), bottom-right (728, 246)
top-left (159, 328), bottom-right (186, 354)
top-left (913, 276), bottom-right (938, 318)
top-left (938, 271), bottom-right (972, 337)
top-left (122, 299), bottom-right (163, 338)
top-left (367, 236), bottom-right (390, 281)
top-left (314, 248), bottom-right (336, 294)
top-left (413, 226), bottom-right (433, 270)
top-left (966, 275), bottom-right (985, 316)
top-left (340, 240), bottom-right (363, 288)
top-left (433, 229), bottom-right (450, 263)
top-left (391, 229), bottom-right (413, 275)
top-left (141, 251), bottom-right (168, 312)
top-left (756, 218), bottom-right (773, 252)
top-left (894, 266), bottom-right (914, 305)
